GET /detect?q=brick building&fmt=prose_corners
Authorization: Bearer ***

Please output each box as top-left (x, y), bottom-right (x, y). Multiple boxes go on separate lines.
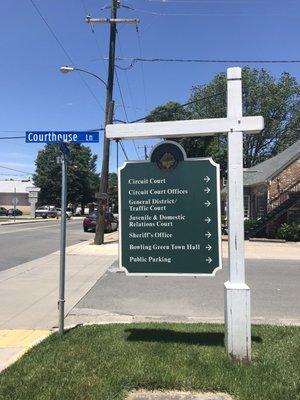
top-left (243, 140), bottom-right (299, 221)
top-left (244, 140), bottom-right (300, 237)
top-left (222, 140), bottom-right (300, 238)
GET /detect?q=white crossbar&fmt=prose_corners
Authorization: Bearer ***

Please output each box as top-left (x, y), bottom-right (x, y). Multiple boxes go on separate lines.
top-left (106, 116), bottom-right (264, 139)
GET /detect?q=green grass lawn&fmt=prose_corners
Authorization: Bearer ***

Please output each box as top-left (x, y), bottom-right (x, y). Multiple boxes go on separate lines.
top-left (0, 323), bottom-right (299, 400)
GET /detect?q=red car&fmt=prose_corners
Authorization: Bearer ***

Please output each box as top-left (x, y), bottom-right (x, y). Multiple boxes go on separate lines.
top-left (83, 211), bottom-right (118, 233)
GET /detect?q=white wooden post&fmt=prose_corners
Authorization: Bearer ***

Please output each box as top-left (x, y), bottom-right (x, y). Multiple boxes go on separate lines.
top-left (106, 65), bottom-right (263, 364)
top-left (224, 67), bottom-right (251, 363)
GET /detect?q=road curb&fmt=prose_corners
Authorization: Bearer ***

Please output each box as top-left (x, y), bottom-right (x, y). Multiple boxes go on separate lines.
top-left (0, 219), bottom-right (58, 226)
top-left (0, 217), bottom-right (84, 226)
top-left (65, 308), bottom-right (300, 327)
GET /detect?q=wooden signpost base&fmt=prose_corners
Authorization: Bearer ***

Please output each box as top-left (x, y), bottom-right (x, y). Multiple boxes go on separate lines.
top-left (224, 282), bottom-right (251, 363)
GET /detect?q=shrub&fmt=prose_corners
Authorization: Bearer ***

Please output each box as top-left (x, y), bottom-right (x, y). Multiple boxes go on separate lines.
top-left (277, 223), bottom-right (300, 241)
top-left (244, 219), bottom-right (257, 230)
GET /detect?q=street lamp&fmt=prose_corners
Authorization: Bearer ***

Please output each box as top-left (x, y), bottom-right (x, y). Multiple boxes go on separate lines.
top-left (59, 66), bottom-right (107, 88)
top-left (59, 65), bottom-right (112, 246)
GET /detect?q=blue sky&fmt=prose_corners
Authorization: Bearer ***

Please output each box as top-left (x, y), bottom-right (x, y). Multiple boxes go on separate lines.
top-left (0, 0), bottom-right (299, 179)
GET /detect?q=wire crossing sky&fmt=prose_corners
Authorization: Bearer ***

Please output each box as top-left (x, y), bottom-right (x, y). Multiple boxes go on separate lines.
top-left (0, 0), bottom-right (299, 176)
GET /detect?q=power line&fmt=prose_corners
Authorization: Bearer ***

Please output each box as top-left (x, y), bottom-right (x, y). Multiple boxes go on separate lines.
top-left (108, 90), bottom-right (225, 124)
top-left (116, 57), bottom-right (300, 70)
top-left (144, 0), bottom-right (298, 3)
top-left (82, 3), bottom-right (107, 72)
top-left (133, 8), bottom-right (294, 17)
top-left (0, 165), bottom-right (33, 175)
top-left (136, 29), bottom-right (148, 112)
top-left (116, 34), bottom-right (139, 119)
top-left (116, 33), bottom-right (143, 160)
top-left (0, 92), bottom-right (225, 143)
top-left (115, 70), bottom-right (140, 159)
top-left (29, 0), bottom-right (104, 111)
top-left (0, 130), bottom-right (27, 133)
top-left (115, 30), bottom-right (142, 160)
top-left (83, 4), bottom-right (141, 161)
top-left (115, 71), bottom-right (129, 122)
top-left (0, 173), bottom-right (31, 177)
top-left (119, 140), bottom-right (129, 160)
top-left (182, 91), bottom-right (225, 108)
top-left (130, 91), bottom-right (225, 123)
top-left (0, 136), bottom-right (26, 140)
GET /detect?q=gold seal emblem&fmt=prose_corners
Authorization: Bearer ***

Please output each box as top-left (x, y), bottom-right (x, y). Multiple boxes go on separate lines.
top-left (158, 152), bottom-right (177, 170)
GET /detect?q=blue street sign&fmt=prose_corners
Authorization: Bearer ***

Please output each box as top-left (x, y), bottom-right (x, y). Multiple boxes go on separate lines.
top-left (25, 131), bottom-right (99, 143)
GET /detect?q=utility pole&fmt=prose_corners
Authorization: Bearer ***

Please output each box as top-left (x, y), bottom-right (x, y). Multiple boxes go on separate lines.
top-left (86, 1), bottom-right (139, 245)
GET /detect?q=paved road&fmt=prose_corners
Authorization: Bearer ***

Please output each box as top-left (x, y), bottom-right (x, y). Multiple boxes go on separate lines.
top-left (76, 258), bottom-right (300, 324)
top-left (0, 219), bottom-right (94, 271)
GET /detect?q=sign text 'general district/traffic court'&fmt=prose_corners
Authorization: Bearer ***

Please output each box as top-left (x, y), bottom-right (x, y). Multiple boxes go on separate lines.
top-left (119, 141), bottom-right (222, 275)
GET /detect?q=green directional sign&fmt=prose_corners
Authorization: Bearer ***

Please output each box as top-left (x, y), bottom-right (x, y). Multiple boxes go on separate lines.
top-left (119, 142), bottom-right (222, 275)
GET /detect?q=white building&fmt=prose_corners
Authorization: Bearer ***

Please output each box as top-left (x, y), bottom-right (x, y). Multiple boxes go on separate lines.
top-left (0, 180), bottom-right (38, 215)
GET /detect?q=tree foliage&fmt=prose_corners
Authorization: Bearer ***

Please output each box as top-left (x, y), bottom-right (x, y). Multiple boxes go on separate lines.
top-left (146, 68), bottom-right (300, 175)
top-left (33, 143), bottom-right (98, 208)
top-left (145, 101), bottom-right (192, 122)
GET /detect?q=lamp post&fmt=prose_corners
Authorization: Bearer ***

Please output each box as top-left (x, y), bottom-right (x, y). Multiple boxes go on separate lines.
top-left (59, 65), bottom-right (111, 245)
top-left (59, 66), bottom-right (107, 88)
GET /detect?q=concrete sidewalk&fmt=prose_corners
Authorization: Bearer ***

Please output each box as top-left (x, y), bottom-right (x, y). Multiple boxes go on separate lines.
top-left (223, 239), bottom-right (299, 260)
top-left (0, 232), bottom-right (118, 371)
top-left (66, 239), bottom-right (300, 327)
top-left (0, 236), bottom-right (298, 372)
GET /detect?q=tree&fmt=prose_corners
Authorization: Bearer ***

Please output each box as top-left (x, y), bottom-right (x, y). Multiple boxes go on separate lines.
top-left (146, 67), bottom-right (300, 175)
top-left (145, 101), bottom-right (192, 122)
top-left (33, 143), bottom-right (98, 210)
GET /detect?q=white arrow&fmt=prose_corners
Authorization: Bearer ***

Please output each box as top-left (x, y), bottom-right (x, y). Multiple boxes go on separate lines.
top-left (206, 257), bottom-right (212, 264)
top-left (205, 231), bottom-right (212, 238)
top-left (205, 217), bottom-right (211, 223)
top-left (206, 244), bottom-right (212, 251)
top-left (204, 176), bottom-right (210, 183)
top-left (204, 187), bottom-right (210, 194)
top-left (204, 200), bottom-right (211, 207)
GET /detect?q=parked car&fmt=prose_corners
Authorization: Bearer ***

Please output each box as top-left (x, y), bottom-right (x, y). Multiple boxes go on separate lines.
top-left (56, 207), bottom-right (72, 219)
top-left (83, 211), bottom-right (118, 233)
top-left (35, 206), bottom-right (58, 219)
top-left (6, 208), bottom-right (23, 216)
top-left (0, 207), bottom-right (8, 216)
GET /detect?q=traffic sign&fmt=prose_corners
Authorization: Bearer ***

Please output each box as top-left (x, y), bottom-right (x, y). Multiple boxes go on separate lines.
top-left (28, 192), bottom-right (38, 199)
top-left (119, 142), bottom-right (222, 276)
top-left (12, 197), bottom-right (19, 206)
top-left (25, 131), bottom-right (99, 143)
top-left (26, 187), bottom-right (40, 192)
